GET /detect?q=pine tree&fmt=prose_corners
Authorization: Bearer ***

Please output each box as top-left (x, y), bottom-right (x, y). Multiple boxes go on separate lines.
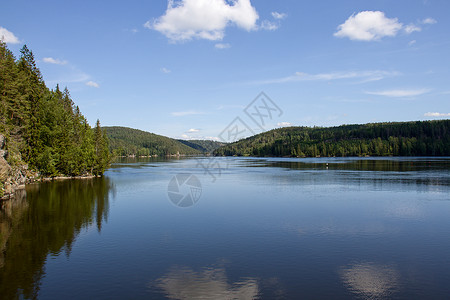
top-left (93, 120), bottom-right (110, 175)
top-left (17, 45), bottom-right (46, 165)
top-left (0, 42), bottom-right (111, 178)
top-left (0, 41), bottom-right (19, 133)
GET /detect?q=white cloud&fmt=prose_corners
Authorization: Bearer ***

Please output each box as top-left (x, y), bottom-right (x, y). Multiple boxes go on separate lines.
top-left (404, 24), bottom-right (421, 34)
top-left (260, 20), bottom-right (278, 31)
top-left (146, 0), bottom-right (259, 42)
top-left (42, 57), bottom-right (68, 65)
top-left (271, 12), bottom-right (287, 20)
top-left (335, 11), bottom-right (435, 41)
top-left (422, 18), bottom-right (437, 24)
top-left (334, 11), bottom-right (403, 41)
top-left (187, 128), bottom-right (200, 133)
top-left (0, 26), bottom-right (20, 44)
top-left (277, 122), bottom-right (292, 127)
top-left (86, 81), bottom-right (100, 88)
top-left (171, 110), bottom-right (205, 116)
top-left (365, 89), bottom-right (429, 97)
top-left (253, 70), bottom-right (399, 85)
top-left (179, 133), bottom-right (220, 141)
top-left (47, 72), bottom-right (90, 86)
top-left (408, 40), bottom-right (416, 46)
top-left (258, 12), bottom-right (287, 31)
top-left (424, 112), bottom-right (450, 117)
top-left (215, 43), bottom-right (231, 49)
top-left (46, 64), bottom-right (93, 87)
top-left (161, 67), bottom-right (171, 73)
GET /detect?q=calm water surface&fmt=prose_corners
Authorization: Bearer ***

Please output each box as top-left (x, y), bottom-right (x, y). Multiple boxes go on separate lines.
top-left (1, 157), bottom-right (449, 299)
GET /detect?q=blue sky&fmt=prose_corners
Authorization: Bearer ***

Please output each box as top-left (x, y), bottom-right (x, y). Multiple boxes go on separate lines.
top-left (1, 0), bottom-right (449, 141)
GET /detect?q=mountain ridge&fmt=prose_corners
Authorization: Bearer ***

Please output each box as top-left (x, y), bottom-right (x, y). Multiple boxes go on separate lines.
top-left (104, 126), bottom-right (224, 156)
top-left (213, 120), bottom-right (450, 157)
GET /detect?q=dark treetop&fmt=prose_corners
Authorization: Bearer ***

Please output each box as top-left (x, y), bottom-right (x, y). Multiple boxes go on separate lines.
top-left (214, 120), bottom-right (450, 157)
top-left (0, 41), bottom-right (110, 178)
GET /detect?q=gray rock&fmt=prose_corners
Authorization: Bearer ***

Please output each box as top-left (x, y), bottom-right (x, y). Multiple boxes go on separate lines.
top-left (0, 157), bottom-right (11, 181)
top-left (4, 182), bottom-right (12, 194)
top-left (0, 134), bottom-right (4, 149)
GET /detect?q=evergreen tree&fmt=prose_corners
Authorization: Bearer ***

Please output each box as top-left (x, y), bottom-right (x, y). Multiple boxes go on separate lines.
top-left (93, 120), bottom-right (110, 175)
top-left (214, 120), bottom-right (450, 157)
top-left (0, 41), bottom-right (19, 133)
top-left (0, 42), bottom-right (111, 178)
top-left (16, 45), bottom-right (46, 165)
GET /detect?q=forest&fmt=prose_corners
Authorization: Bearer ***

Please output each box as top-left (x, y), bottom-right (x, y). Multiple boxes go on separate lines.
top-left (2, 40), bottom-right (449, 184)
top-left (177, 139), bottom-right (225, 153)
top-left (214, 120), bottom-right (450, 157)
top-left (104, 126), bottom-right (202, 156)
top-left (0, 41), bottom-right (110, 179)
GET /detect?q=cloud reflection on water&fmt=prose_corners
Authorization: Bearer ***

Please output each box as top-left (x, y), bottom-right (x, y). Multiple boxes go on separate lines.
top-left (340, 262), bottom-right (400, 299)
top-left (153, 266), bottom-right (259, 300)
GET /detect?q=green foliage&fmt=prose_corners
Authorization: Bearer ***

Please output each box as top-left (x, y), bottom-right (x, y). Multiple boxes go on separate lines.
top-left (177, 139), bottom-right (226, 153)
top-left (93, 120), bottom-right (111, 175)
top-left (214, 120), bottom-right (450, 157)
top-left (0, 42), bottom-right (110, 177)
top-left (104, 126), bottom-right (202, 156)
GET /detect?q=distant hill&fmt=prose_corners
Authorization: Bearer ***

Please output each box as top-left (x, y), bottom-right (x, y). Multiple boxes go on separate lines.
top-left (103, 126), bottom-right (201, 156)
top-left (177, 140), bottom-right (226, 153)
top-left (213, 120), bottom-right (450, 157)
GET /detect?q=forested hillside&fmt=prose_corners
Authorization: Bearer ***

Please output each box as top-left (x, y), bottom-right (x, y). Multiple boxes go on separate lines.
top-left (0, 41), bottom-right (110, 184)
top-left (177, 139), bottom-right (226, 153)
top-left (214, 120), bottom-right (450, 157)
top-left (104, 126), bottom-right (201, 156)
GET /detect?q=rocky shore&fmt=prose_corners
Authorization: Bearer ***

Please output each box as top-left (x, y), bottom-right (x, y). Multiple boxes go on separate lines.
top-left (0, 134), bottom-right (98, 200)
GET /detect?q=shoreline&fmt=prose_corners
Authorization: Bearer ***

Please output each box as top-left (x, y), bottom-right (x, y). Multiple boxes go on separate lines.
top-left (1, 174), bottom-right (101, 201)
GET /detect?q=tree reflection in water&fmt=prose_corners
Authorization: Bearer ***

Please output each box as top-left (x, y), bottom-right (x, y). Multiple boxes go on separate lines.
top-left (0, 177), bottom-right (113, 300)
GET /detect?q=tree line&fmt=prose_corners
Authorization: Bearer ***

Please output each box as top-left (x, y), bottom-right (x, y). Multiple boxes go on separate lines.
top-left (0, 41), bottom-right (110, 177)
top-left (214, 120), bottom-right (450, 157)
top-left (177, 139), bottom-right (225, 153)
top-left (104, 126), bottom-right (202, 156)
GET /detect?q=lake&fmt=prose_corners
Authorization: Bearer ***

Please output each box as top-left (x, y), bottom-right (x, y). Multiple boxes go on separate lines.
top-left (1, 157), bottom-right (450, 299)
